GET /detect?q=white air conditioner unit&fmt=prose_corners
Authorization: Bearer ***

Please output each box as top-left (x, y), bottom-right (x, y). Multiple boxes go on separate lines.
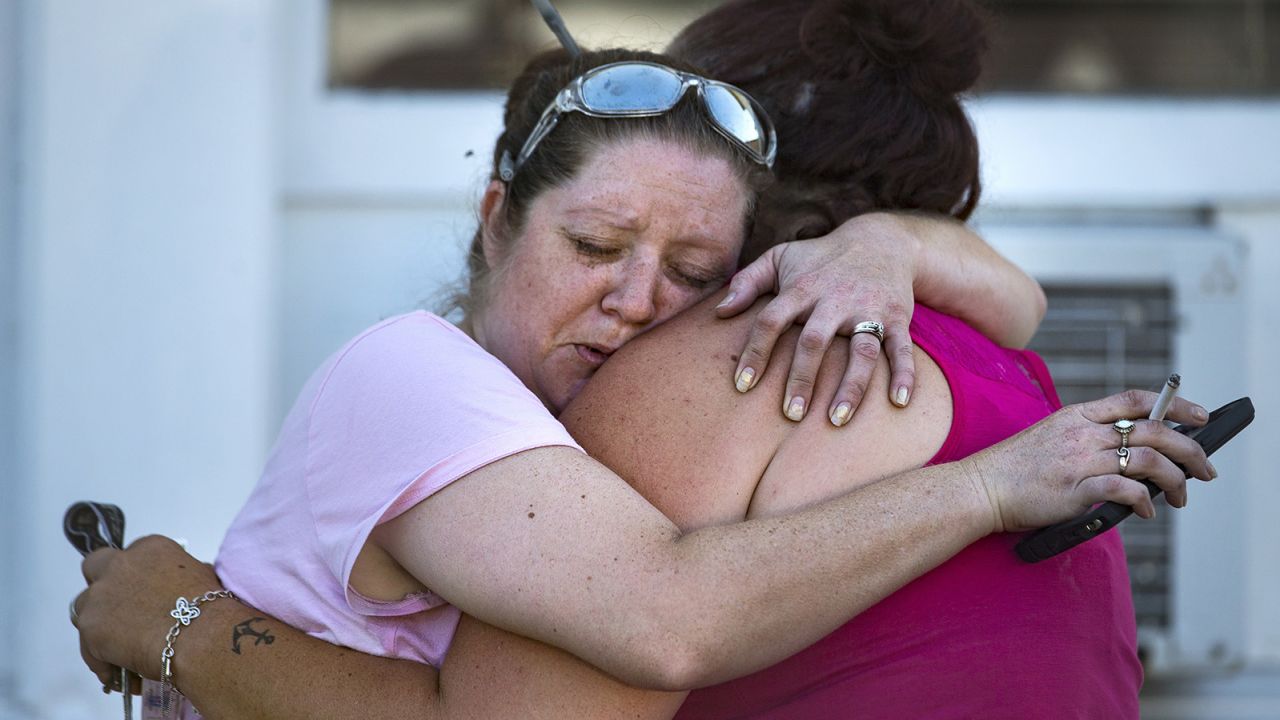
top-left (985, 219), bottom-right (1250, 675)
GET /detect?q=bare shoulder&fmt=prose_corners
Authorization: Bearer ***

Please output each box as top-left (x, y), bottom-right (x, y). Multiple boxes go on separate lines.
top-left (563, 292), bottom-right (956, 527)
top-left (561, 293), bottom-right (788, 529)
top-left (749, 340), bottom-right (952, 519)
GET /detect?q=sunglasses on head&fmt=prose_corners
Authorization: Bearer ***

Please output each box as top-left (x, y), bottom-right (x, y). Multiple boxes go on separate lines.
top-left (499, 61), bottom-right (778, 182)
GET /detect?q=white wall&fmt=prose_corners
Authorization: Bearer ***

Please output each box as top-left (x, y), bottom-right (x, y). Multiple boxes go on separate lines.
top-left (968, 97), bottom-right (1280, 208)
top-left (10, 2), bottom-right (276, 717)
top-left (1216, 207), bottom-right (1280, 664)
top-left (0, 0), bottom-right (23, 714)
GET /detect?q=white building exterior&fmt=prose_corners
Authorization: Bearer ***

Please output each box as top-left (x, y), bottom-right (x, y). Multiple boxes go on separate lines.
top-left (2, 2), bottom-right (1277, 718)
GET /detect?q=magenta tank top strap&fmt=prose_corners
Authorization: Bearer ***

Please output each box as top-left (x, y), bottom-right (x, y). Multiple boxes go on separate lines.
top-left (909, 305), bottom-right (1061, 462)
top-left (1012, 341), bottom-right (1063, 409)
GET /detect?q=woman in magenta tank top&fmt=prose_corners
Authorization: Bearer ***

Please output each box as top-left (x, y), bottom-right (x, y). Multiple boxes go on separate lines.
top-left (673, 308), bottom-right (1141, 718)
top-left (668, 0), bottom-right (1141, 716)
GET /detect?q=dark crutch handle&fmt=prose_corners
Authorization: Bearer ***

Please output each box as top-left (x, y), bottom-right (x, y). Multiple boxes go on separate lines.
top-left (65, 501), bottom-right (133, 719)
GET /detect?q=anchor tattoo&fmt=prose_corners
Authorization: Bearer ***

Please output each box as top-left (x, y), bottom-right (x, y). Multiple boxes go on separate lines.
top-left (230, 617), bottom-right (276, 655)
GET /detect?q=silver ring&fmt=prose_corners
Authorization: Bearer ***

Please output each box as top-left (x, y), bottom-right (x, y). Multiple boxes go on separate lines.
top-left (1118, 447), bottom-right (1130, 474)
top-left (69, 598), bottom-right (79, 625)
top-left (852, 321), bottom-right (885, 343)
top-left (1113, 419), bottom-right (1135, 451)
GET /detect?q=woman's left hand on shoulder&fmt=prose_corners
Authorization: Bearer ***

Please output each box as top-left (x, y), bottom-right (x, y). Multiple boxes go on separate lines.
top-left (715, 212), bottom-right (919, 427)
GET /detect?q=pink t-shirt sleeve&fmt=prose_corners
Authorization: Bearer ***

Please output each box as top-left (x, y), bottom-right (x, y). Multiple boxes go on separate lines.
top-left (303, 313), bottom-right (581, 616)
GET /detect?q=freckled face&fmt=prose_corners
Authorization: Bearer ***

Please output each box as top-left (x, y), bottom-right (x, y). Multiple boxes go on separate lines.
top-left (476, 138), bottom-right (750, 412)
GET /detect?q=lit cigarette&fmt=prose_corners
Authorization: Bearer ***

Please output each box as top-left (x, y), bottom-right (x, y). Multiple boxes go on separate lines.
top-left (1149, 373), bottom-right (1181, 422)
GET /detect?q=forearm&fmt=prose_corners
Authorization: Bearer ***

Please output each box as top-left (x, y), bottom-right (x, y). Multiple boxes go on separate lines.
top-left (438, 614), bottom-right (685, 720)
top-left (76, 537), bottom-right (672, 720)
top-left (651, 458), bottom-right (994, 687)
top-left (167, 601), bottom-right (683, 720)
top-left (169, 601), bottom-right (440, 720)
top-left (382, 448), bottom-right (995, 691)
top-left (886, 212), bottom-right (1046, 347)
top-left (182, 605), bottom-right (683, 720)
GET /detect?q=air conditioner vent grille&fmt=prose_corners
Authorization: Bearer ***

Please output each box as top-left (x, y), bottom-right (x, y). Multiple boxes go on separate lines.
top-left (1029, 283), bottom-right (1175, 629)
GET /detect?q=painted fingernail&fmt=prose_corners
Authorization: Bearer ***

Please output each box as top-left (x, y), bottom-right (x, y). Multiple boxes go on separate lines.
top-left (716, 291), bottom-right (737, 309)
top-left (1207, 460), bottom-right (1218, 479)
top-left (893, 386), bottom-right (909, 407)
top-left (830, 402), bottom-right (852, 427)
top-left (785, 396), bottom-right (806, 421)
top-left (1193, 405), bottom-right (1209, 422)
top-left (735, 367), bottom-right (756, 393)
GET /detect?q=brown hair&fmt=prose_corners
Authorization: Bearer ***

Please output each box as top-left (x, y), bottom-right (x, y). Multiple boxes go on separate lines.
top-left (669, 0), bottom-right (987, 260)
top-left (451, 47), bottom-right (772, 328)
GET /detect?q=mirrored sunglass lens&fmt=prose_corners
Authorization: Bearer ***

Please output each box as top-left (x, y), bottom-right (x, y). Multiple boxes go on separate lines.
top-left (580, 64), bottom-right (683, 113)
top-left (704, 84), bottom-right (765, 155)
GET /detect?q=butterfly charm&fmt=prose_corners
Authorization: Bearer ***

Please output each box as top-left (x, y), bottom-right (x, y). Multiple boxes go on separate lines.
top-left (170, 596), bottom-right (202, 626)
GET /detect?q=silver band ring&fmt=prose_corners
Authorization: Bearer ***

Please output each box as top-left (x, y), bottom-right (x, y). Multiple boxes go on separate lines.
top-left (852, 321), bottom-right (886, 343)
top-left (1118, 447), bottom-right (1130, 474)
top-left (1113, 419), bottom-right (1135, 450)
top-left (69, 598), bottom-right (79, 625)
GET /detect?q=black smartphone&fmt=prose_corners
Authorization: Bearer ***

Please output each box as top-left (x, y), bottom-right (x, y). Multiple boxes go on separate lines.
top-left (1016, 397), bottom-right (1254, 563)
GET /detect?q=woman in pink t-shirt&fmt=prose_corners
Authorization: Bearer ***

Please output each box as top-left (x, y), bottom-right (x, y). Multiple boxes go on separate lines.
top-left (73, 18), bottom-right (1212, 720)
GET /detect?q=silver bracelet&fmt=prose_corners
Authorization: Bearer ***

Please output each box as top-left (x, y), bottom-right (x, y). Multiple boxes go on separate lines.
top-left (160, 590), bottom-right (235, 719)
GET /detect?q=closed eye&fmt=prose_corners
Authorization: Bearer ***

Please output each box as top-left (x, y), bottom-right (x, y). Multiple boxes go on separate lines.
top-left (668, 264), bottom-right (724, 290)
top-left (568, 233), bottom-right (620, 260)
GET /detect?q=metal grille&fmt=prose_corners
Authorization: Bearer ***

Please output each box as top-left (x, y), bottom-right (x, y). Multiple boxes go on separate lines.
top-left (1027, 283), bottom-right (1176, 629)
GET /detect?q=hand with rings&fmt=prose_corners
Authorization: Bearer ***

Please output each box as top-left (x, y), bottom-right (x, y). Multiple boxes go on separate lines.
top-left (967, 389), bottom-right (1216, 533)
top-left (715, 216), bottom-right (917, 427)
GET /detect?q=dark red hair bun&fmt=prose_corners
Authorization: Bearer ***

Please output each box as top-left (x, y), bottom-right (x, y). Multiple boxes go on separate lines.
top-left (671, 0), bottom-right (987, 228)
